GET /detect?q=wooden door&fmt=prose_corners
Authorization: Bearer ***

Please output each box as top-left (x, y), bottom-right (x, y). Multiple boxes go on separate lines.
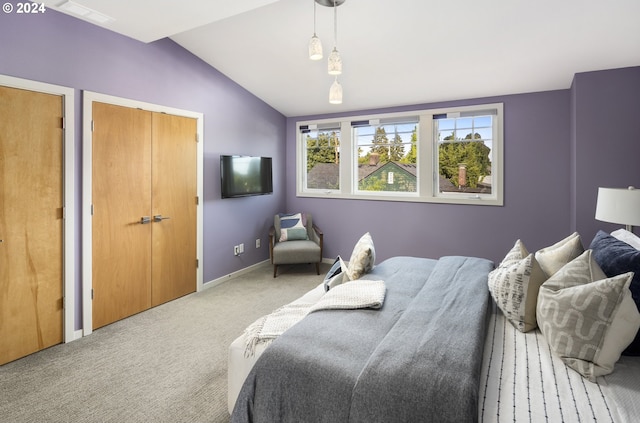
top-left (0, 85), bottom-right (64, 364)
top-left (151, 113), bottom-right (197, 306)
top-left (92, 102), bottom-right (152, 329)
top-left (91, 104), bottom-right (197, 328)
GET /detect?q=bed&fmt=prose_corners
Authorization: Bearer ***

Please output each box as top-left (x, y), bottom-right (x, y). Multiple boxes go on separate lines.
top-left (228, 230), bottom-right (640, 422)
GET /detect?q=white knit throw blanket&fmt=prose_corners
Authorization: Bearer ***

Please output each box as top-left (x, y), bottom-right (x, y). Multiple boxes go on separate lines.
top-left (244, 280), bottom-right (386, 356)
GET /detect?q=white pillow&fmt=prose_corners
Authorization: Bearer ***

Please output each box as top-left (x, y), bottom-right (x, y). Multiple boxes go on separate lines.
top-left (342, 232), bottom-right (375, 281)
top-left (488, 239), bottom-right (547, 332)
top-left (535, 232), bottom-right (584, 277)
top-left (611, 228), bottom-right (640, 250)
top-left (537, 250), bottom-right (640, 382)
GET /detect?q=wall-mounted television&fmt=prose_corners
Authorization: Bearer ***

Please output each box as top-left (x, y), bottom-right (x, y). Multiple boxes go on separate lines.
top-left (220, 155), bottom-right (273, 198)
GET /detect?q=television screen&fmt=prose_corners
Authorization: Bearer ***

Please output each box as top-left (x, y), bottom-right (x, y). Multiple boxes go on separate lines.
top-left (220, 155), bottom-right (273, 198)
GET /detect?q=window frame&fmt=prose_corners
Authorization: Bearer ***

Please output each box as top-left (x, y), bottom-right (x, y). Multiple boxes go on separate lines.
top-left (296, 103), bottom-right (503, 206)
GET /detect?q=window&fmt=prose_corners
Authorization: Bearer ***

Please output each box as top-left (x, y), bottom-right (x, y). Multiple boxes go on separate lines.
top-left (434, 110), bottom-right (497, 199)
top-left (301, 124), bottom-right (341, 191)
top-left (354, 118), bottom-right (418, 195)
top-left (297, 103), bottom-right (503, 205)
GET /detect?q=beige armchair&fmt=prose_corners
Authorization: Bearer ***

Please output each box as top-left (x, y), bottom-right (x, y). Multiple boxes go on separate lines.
top-left (269, 213), bottom-right (323, 278)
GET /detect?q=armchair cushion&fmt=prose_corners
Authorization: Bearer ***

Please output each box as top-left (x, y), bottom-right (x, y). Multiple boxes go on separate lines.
top-left (272, 239), bottom-right (321, 264)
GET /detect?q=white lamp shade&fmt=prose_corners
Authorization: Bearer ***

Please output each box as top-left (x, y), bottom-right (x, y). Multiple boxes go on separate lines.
top-left (308, 35), bottom-right (323, 60)
top-left (595, 187), bottom-right (640, 226)
top-left (328, 48), bottom-right (342, 75)
top-left (329, 79), bottom-right (342, 104)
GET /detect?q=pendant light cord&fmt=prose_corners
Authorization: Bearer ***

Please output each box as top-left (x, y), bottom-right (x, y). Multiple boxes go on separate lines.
top-left (313, 0), bottom-right (317, 35)
top-left (333, 0), bottom-right (338, 47)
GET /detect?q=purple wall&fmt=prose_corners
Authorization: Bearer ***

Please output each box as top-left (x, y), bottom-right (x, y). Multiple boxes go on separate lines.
top-left (571, 67), bottom-right (640, 242)
top-left (0, 3), bottom-right (287, 330)
top-left (286, 67), bottom-right (639, 264)
top-left (287, 91), bottom-right (573, 264)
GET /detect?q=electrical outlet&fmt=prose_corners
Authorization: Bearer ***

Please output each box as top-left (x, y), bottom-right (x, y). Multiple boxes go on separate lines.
top-left (239, 243), bottom-right (244, 253)
top-left (256, 238), bottom-right (261, 248)
top-left (234, 245), bottom-right (240, 256)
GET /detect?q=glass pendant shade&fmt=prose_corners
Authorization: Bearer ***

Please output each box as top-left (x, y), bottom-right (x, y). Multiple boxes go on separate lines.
top-left (309, 34), bottom-right (323, 60)
top-left (328, 47), bottom-right (342, 75)
top-left (329, 78), bottom-right (343, 104)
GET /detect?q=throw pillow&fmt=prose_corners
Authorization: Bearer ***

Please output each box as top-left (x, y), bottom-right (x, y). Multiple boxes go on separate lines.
top-left (537, 250), bottom-right (640, 381)
top-left (488, 239), bottom-right (547, 332)
top-left (590, 230), bottom-right (640, 355)
top-left (611, 228), bottom-right (640, 250)
top-left (324, 256), bottom-right (345, 292)
top-left (535, 232), bottom-right (584, 277)
top-left (279, 213), bottom-right (308, 242)
top-left (342, 232), bottom-right (375, 281)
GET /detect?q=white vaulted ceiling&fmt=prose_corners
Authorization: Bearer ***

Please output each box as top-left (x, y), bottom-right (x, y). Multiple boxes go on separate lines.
top-left (41, 0), bottom-right (640, 116)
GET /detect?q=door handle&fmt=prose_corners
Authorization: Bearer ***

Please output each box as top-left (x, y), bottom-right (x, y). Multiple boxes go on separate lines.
top-left (153, 215), bottom-right (171, 222)
top-left (140, 216), bottom-right (151, 224)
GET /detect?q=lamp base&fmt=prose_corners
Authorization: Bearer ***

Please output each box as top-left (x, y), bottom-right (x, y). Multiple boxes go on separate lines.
top-left (315, 0), bottom-right (346, 7)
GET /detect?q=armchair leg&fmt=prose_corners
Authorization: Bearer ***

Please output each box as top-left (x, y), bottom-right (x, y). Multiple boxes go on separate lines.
top-left (273, 265), bottom-right (278, 278)
top-left (315, 263), bottom-right (320, 275)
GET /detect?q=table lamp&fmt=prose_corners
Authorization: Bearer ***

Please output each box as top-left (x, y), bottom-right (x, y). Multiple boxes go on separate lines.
top-left (595, 186), bottom-right (640, 232)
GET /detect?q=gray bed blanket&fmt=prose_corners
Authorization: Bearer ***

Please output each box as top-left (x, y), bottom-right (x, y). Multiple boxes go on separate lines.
top-left (231, 255), bottom-right (494, 423)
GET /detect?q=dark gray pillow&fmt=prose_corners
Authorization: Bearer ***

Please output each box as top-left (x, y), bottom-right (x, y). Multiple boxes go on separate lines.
top-left (323, 256), bottom-right (343, 292)
top-left (590, 230), bottom-right (640, 355)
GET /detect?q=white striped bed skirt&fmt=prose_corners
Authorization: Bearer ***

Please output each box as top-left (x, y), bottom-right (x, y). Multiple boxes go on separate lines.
top-left (479, 303), bottom-right (640, 422)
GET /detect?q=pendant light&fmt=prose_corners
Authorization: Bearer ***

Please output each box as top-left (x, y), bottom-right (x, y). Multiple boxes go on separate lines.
top-left (327, 0), bottom-right (342, 75)
top-left (308, 0), bottom-right (346, 104)
top-left (329, 77), bottom-right (343, 104)
top-left (308, 0), bottom-right (323, 60)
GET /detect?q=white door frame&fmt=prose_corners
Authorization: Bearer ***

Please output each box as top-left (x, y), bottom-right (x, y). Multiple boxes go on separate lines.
top-left (82, 91), bottom-right (204, 336)
top-left (0, 74), bottom-right (76, 342)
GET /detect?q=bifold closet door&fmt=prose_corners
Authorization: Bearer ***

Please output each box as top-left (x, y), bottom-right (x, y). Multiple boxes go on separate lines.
top-left (0, 85), bottom-right (64, 364)
top-left (92, 102), bottom-right (153, 329)
top-left (92, 102), bottom-right (197, 329)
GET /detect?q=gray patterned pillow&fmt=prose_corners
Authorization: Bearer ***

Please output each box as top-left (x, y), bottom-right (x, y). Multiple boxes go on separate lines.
top-left (537, 250), bottom-right (640, 382)
top-left (488, 239), bottom-right (547, 332)
top-left (342, 232), bottom-right (375, 281)
top-left (535, 232), bottom-right (584, 277)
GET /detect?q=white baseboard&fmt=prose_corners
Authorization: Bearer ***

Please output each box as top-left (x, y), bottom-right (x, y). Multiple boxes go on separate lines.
top-left (202, 257), bottom-right (333, 290)
top-left (65, 329), bottom-right (84, 343)
top-left (202, 259), bottom-right (271, 290)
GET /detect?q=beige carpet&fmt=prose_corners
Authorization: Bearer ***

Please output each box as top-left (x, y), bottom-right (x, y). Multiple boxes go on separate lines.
top-left (0, 262), bottom-right (328, 423)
